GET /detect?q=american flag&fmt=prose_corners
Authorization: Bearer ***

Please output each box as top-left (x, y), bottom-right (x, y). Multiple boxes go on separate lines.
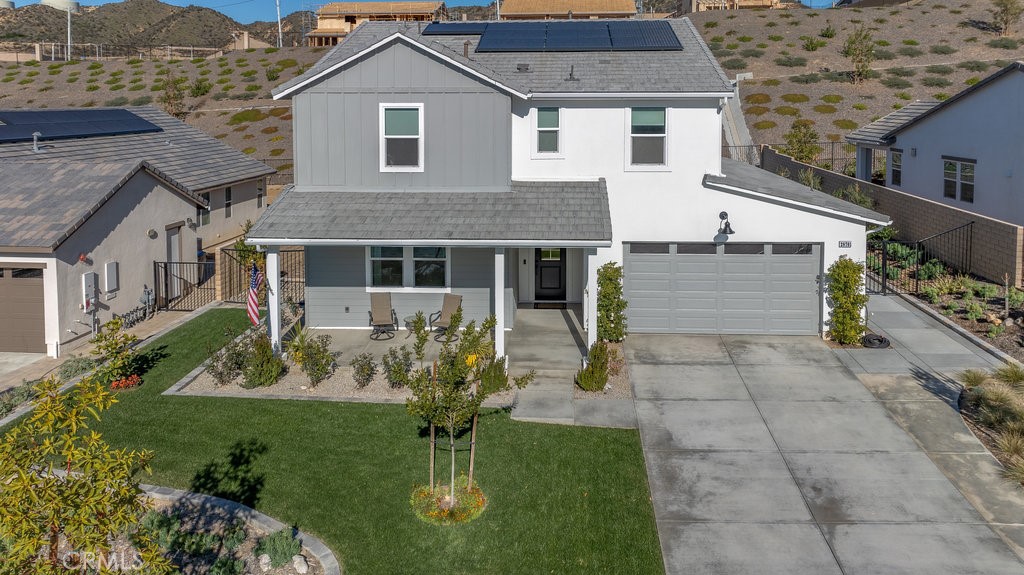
top-left (247, 262), bottom-right (263, 326)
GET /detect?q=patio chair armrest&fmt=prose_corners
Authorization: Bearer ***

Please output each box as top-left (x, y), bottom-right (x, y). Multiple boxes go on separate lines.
top-left (428, 310), bottom-right (441, 327)
top-left (392, 309), bottom-right (399, 326)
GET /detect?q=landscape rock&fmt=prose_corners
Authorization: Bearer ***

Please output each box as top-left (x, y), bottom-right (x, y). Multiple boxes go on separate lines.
top-left (258, 554), bottom-right (271, 572)
top-left (292, 555), bottom-right (309, 574)
top-left (985, 313), bottom-right (1002, 326)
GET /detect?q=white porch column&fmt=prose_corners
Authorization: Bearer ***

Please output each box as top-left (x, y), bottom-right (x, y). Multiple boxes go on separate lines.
top-left (494, 247), bottom-right (506, 357)
top-left (584, 248), bottom-right (598, 349)
top-left (265, 247), bottom-right (282, 352)
top-left (855, 146), bottom-right (874, 182)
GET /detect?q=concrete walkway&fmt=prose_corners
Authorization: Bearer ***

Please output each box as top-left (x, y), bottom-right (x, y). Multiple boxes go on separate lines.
top-left (629, 326), bottom-right (1024, 575)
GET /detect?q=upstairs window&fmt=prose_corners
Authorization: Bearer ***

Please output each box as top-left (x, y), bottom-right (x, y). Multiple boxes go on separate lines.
top-left (257, 179), bottom-right (265, 209)
top-left (890, 150), bottom-right (902, 187)
top-left (380, 104), bottom-right (424, 172)
top-left (943, 158), bottom-right (975, 203)
top-left (224, 187), bottom-right (233, 218)
top-left (537, 107), bottom-right (560, 153)
top-left (630, 107), bottom-right (666, 165)
top-left (198, 192), bottom-right (210, 226)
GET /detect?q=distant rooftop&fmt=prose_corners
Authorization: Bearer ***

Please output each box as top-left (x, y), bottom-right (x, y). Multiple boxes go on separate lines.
top-left (499, 0), bottom-right (637, 17)
top-left (275, 18), bottom-right (732, 97)
top-left (317, 1), bottom-right (444, 15)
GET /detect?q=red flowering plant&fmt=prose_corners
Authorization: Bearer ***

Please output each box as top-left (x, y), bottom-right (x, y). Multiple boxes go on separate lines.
top-left (110, 374), bottom-right (142, 390)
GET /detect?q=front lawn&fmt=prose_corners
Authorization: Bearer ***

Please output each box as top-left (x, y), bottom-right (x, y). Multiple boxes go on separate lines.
top-left (81, 309), bottom-right (662, 574)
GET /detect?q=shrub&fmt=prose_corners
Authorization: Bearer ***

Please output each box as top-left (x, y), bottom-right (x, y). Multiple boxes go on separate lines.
top-left (210, 557), bottom-right (244, 575)
top-left (799, 168), bottom-right (822, 191)
top-left (965, 76), bottom-right (981, 86)
top-left (929, 44), bottom-right (957, 55)
top-left (826, 257), bottom-right (868, 344)
top-left (901, 39), bottom-right (919, 46)
top-left (189, 77), bottom-right (211, 97)
top-left (350, 353), bottom-right (377, 388)
top-left (802, 37), bottom-right (827, 51)
top-left (921, 286), bottom-right (941, 304)
top-left (704, 20), bottom-right (718, 28)
top-left (965, 301), bottom-right (985, 322)
top-left (887, 67), bottom-right (916, 77)
top-left (988, 37), bottom-right (1020, 50)
top-left (141, 511), bottom-right (181, 550)
top-left (254, 529), bottom-right (302, 569)
top-left (821, 94), bottom-right (843, 103)
top-left (994, 363), bottom-right (1024, 388)
top-left (831, 183), bottom-right (872, 208)
top-left (264, 65), bottom-right (282, 81)
top-left (874, 49), bottom-right (896, 60)
top-left (752, 120), bottom-right (777, 130)
top-left (958, 60), bottom-right (990, 72)
top-left (917, 259), bottom-right (945, 281)
top-left (382, 345), bottom-right (414, 388)
top-left (762, 78), bottom-right (781, 86)
top-left (880, 76), bottom-right (912, 89)
top-left (721, 58), bottom-right (747, 70)
top-left (768, 34), bottom-right (783, 41)
top-left (819, 20), bottom-right (837, 38)
top-left (832, 119), bottom-right (858, 130)
top-left (978, 283), bottom-right (1000, 300)
top-left (921, 76), bottom-right (951, 87)
top-left (988, 324), bottom-right (1006, 339)
top-left (897, 46), bottom-right (924, 57)
top-left (228, 109), bottom-right (268, 125)
top-left (57, 355), bottom-right (96, 381)
top-left (813, 104), bottom-right (837, 113)
top-left (739, 48), bottom-right (765, 58)
top-left (895, 91), bottom-right (912, 101)
top-left (241, 334), bottom-right (285, 388)
top-left (221, 520), bottom-right (247, 551)
top-left (775, 55), bottom-right (807, 67)
top-left (91, 317), bottom-right (139, 385)
top-left (276, 58), bottom-right (298, 68)
top-left (264, 47), bottom-right (280, 53)
top-left (781, 121), bottom-right (819, 163)
top-left (790, 73), bottom-right (821, 84)
top-left (298, 334), bottom-right (336, 387)
top-left (875, 40), bottom-right (891, 47)
top-left (746, 105), bottom-right (770, 116)
top-left (775, 105), bottom-right (799, 116)
top-left (925, 64), bottom-right (954, 75)
top-left (575, 340), bottom-right (609, 392)
top-left (781, 93), bottom-right (809, 103)
top-left (597, 262), bottom-right (628, 342)
top-left (1009, 287), bottom-right (1024, 308)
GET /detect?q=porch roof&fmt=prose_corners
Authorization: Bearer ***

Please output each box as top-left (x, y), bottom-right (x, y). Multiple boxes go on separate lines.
top-left (247, 180), bottom-right (612, 246)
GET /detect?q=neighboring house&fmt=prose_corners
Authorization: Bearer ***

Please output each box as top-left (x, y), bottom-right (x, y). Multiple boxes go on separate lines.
top-left (0, 107), bottom-right (274, 357)
top-left (499, 0), bottom-right (636, 19)
top-left (307, 1), bottom-right (448, 47)
top-left (250, 19), bottom-right (887, 356)
top-left (846, 61), bottom-right (1024, 226)
top-left (690, 0), bottom-right (780, 12)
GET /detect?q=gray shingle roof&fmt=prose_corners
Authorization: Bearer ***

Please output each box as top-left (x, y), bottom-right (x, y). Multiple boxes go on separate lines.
top-left (248, 180), bottom-right (612, 243)
top-left (0, 161), bottom-right (202, 250)
top-left (0, 107), bottom-right (274, 193)
top-left (274, 18), bottom-right (732, 97)
top-left (844, 101), bottom-right (939, 147)
top-left (705, 159), bottom-right (890, 224)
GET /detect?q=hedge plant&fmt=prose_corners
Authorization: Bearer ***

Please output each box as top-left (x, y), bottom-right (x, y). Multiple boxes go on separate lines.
top-left (597, 262), bottom-right (627, 342)
top-left (575, 340), bottom-right (609, 392)
top-left (826, 256), bottom-right (868, 345)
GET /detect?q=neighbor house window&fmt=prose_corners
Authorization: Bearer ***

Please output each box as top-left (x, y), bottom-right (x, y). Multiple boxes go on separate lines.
top-left (198, 192), bottom-right (210, 227)
top-left (224, 187), bottom-right (232, 218)
top-left (380, 104), bottom-right (424, 171)
top-left (537, 107), bottom-right (559, 153)
top-left (368, 246), bottom-right (450, 289)
top-left (890, 150), bottom-right (902, 187)
top-left (630, 107), bottom-right (666, 165)
top-left (943, 158), bottom-right (975, 203)
top-left (257, 179), bottom-right (265, 209)
top-left (370, 247), bottom-right (404, 287)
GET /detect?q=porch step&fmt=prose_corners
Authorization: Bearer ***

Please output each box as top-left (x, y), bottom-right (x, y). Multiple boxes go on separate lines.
top-left (510, 369), bottom-right (576, 425)
top-left (512, 369), bottom-right (576, 392)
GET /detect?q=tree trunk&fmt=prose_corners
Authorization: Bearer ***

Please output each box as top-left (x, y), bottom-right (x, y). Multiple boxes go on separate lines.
top-left (449, 427), bottom-right (457, 507)
top-left (48, 523), bottom-right (60, 567)
top-left (429, 423), bottom-right (435, 493)
top-left (467, 412), bottom-right (478, 489)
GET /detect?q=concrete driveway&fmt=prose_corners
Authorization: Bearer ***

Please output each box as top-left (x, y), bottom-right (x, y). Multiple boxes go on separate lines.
top-left (628, 334), bottom-right (1024, 575)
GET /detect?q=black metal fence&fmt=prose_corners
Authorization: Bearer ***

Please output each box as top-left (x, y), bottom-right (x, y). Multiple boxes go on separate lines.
top-left (723, 143), bottom-right (886, 174)
top-left (866, 223), bottom-right (974, 295)
top-left (221, 248), bottom-right (305, 306)
top-left (153, 261), bottom-right (216, 311)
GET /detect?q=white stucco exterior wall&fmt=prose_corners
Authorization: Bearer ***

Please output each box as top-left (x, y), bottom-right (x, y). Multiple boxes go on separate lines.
top-left (888, 72), bottom-right (1024, 225)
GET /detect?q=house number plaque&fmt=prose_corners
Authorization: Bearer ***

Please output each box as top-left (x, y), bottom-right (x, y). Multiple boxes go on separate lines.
top-left (838, 241), bottom-right (853, 248)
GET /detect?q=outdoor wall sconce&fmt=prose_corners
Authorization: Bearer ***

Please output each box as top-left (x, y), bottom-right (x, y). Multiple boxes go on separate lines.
top-left (147, 229), bottom-right (158, 239)
top-left (719, 211), bottom-right (735, 235)
top-left (186, 217), bottom-right (197, 231)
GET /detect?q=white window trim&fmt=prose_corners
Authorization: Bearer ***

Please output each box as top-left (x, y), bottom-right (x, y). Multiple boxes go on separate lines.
top-left (889, 150), bottom-right (902, 188)
top-left (224, 187), bottom-right (232, 219)
top-left (379, 103), bottom-right (425, 173)
top-left (365, 246), bottom-right (451, 293)
top-left (624, 107), bottom-right (670, 172)
top-left (532, 107), bottom-right (564, 160)
top-left (943, 158), bottom-right (975, 203)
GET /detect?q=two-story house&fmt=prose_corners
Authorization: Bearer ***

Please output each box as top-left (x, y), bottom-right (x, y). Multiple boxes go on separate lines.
top-left (847, 61), bottom-right (1024, 226)
top-left (0, 107), bottom-right (274, 356)
top-left (249, 19), bottom-right (887, 356)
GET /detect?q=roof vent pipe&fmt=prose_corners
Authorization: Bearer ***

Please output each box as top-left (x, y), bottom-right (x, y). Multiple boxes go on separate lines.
top-left (31, 131), bottom-right (41, 152)
top-left (463, 39), bottom-right (470, 58)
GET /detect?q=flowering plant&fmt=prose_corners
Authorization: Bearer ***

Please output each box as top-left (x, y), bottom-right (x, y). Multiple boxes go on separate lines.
top-left (110, 374), bottom-right (142, 390)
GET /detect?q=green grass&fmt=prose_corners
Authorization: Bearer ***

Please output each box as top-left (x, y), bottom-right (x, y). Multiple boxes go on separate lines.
top-left (63, 309), bottom-right (662, 574)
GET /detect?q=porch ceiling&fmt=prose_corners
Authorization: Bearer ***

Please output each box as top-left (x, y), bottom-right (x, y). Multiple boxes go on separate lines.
top-left (247, 180), bottom-right (612, 246)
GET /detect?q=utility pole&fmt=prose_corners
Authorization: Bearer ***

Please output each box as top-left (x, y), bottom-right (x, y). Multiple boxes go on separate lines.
top-left (66, 5), bottom-right (71, 61)
top-left (275, 0), bottom-right (284, 48)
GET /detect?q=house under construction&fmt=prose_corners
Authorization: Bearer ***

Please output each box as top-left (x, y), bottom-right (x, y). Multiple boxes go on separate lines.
top-left (307, 1), bottom-right (449, 47)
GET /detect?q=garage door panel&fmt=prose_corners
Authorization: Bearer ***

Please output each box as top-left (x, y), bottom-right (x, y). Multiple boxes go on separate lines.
top-left (0, 270), bottom-right (45, 353)
top-left (625, 243), bottom-right (821, 335)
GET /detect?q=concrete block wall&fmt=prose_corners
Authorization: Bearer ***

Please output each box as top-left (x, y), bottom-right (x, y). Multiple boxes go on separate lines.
top-left (762, 147), bottom-right (1024, 286)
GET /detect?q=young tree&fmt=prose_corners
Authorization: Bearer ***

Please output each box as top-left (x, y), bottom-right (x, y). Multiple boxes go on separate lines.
top-left (992, 0), bottom-right (1024, 36)
top-left (842, 25), bottom-right (875, 84)
top-left (158, 69), bottom-right (186, 120)
top-left (0, 377), bottom-right (173, 574)
top-left (781, 121), bottom-right (821, 164)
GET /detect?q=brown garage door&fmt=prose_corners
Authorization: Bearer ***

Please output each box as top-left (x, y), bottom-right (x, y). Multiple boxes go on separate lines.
top-left (0, 267), bottom-right (45, 353)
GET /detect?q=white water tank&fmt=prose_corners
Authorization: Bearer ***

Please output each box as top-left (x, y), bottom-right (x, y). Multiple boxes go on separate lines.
top-left (0, 1), bottom-right (15, 9)
top-left (40, 0), bottom-right (79, 11)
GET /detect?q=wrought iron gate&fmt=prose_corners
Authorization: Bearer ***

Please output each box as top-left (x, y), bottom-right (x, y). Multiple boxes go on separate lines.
top-left (153, 260), bottom-right (216, 311)
top-left (866, 223), bottom-right (974, 295)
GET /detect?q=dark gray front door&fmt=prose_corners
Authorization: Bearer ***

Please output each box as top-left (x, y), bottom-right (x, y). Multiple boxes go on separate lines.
top-left (535, 248), bottom-right (566, 300)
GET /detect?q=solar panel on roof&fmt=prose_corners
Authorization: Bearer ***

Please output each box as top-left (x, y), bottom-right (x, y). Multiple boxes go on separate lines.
top-left (544, 21), bottom-right (612, 51)
top-left (472, 20), bottom-right (682, 52)
top-left (0, 109), bottom-right (162, 144)
top-left (421, 22), bottom-right (488, 35)
top-left (608, 21), bottom-right (682, 51)
top-left (476, 22), bottom-right (547, 52)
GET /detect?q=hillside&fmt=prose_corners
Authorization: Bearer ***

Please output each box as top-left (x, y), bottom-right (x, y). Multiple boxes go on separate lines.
top-left (0, 0), bottom-right (308, 47)
top-left (687, 3), bottom-right (1024, 148)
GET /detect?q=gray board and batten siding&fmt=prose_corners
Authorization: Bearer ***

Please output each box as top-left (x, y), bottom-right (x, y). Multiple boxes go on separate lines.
top-left (305, 246), bottom-right (515, 329)
top-left (623, 242), bottom-right (822, 335)
top-left (293, 42), bottom-right (512, 190)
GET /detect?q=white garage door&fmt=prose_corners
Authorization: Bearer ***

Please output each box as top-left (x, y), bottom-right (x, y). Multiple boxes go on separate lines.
top-left (624, 242), bottom-right (822, 335)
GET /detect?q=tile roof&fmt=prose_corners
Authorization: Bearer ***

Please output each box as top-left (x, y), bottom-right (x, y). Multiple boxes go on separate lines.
top-left (274, 18), bottom-right (732, 97)
top-left (0, 161), bottom-right (202, 250)
top-left (499, 0), bottom-right (637, 16)
top-left (705, 159), bottom-right (890, 224)
top-left (318, 1), bottom-right (444, 15)
top-left (844, 101), bottom-right (939, 147)
top-left (248, 180), bottom-right (612, 244)
top-left (0, 107), bottom-right (274, 194)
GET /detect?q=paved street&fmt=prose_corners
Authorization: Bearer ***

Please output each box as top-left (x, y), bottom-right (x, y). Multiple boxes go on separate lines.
top-left (629, 295), bottom-right (1024, 575)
